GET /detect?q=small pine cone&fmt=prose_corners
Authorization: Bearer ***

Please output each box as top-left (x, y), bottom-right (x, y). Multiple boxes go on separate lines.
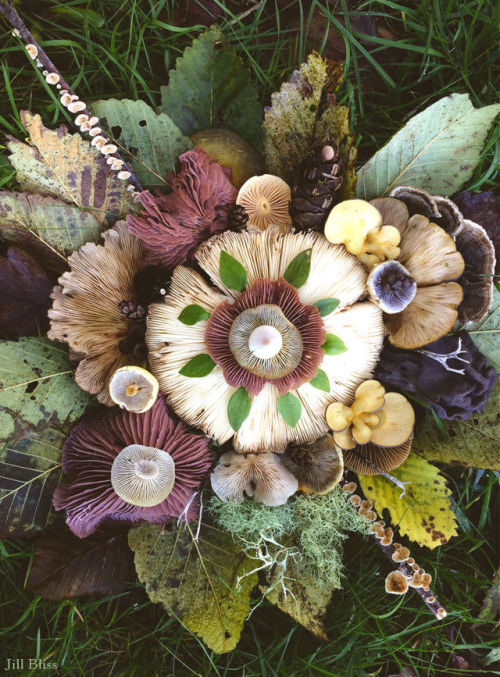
top-left (228, 203), bottom-right (249, 232)
top-left (290, 144), bottom-right (343, 231)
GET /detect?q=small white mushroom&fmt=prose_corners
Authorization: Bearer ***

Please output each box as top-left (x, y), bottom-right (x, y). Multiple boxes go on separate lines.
top-left (111, 444), bottom-right (175, 507)
top-left (117, 170), bottom-right (131, 180)
top-left (89, 127), bottom-right (102, 137)
top-left (88, 116), bottom-right (99, 127)
top-left (42, 69), bottom-right (48, 76)
top-left (68, 101), bottom-right (86, 113)
top-left (60, 93), bottom-right (72, 107)
top-left (101, 143), bottom-right (118, 155)
top-left (46, 73), bottom-right (60, 85)
top-left (75, 114), bottom-right (89, 126)
top-left (91, 135), bottom-right (107, 149)
top-left (35, 59), bottom-right (43, 68)
top-left (26, 44), bottom-right (38, 59)
top-left (111, 160), bottom-right (124, 170)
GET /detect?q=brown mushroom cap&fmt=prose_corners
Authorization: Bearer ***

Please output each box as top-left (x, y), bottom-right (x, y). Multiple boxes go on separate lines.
top-left (385, 570), bottom-right (409, 595)
top-left (390, 186), bottom-right (441, 223)
top-left (342, 437), bottom-right (412, 475)
top-left (369, 197), bottom-right (410, 236)
top-left (281, 434), bottom-right (344, 494)
top-left (236, 174), bottom-right (291, 232)
top-left (392, 545), bottom-right (411, 563)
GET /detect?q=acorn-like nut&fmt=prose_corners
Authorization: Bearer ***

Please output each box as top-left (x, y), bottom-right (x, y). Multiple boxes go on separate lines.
top-left (324, 199), bottom-right (382, 255)
top-left (385, 570), bottom-right (409, 595)
top-left (191, 128), bottom-right (264, 189)
top-left (109, 366), bottom-right (159, 413)
top-left (111, 444), bottom-right (175, 507)
top-left (236, 174), bottom-right (291, 232)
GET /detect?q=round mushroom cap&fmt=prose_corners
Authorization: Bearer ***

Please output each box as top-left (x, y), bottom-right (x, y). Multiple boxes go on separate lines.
top-left (281, 434), bottom-right (344, 494)
top-left (111, 444), bottom-right (175, 507)
top-left (324, 199), bottom-right (382, 255)
top-left (109, 365), bottom-right (159, 413)
top-left (368, 260), bottom-right (417, 314)
top-left (236, 174), bottom-right (291, 232)
top-left (370, 392), bottom-right (415, 447)
top-left (385, 570), bottom-right (409, 595)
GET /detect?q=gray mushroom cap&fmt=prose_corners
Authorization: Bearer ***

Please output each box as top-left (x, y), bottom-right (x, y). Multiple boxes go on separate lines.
top-left (367, 260), bottom-right (417, 314)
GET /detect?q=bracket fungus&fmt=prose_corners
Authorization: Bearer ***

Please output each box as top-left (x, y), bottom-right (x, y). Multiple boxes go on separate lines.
top-left (109, 365), bottom-right (159, 413)
top-left (236, 174), bottom-right (292, 232)
top-left (281, 434), bottom-right (344, 494)
top-left (111, 444), bottom-right (175, 507)
top-left (385, 570), bottom-right (409, 595)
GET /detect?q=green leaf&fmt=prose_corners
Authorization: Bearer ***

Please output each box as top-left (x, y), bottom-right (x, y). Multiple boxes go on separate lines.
top-left (129, 522), bottom-right (258, 653)
top-left (228, 387), bottom-right (251, 431)
top-left (359, 454), bottom-right (458, 549)
top-left (219, 251), bottom-right (247, 292)
top-left (0, 426), bottom-right (64, 537)
top-left (413, 383), bottom-right (500, 470)
top-left (263, 53), bottom-right (356, 195)
top-left (0, 338), bottom-right (92, 439)
top-left (309, 369), bottom-right (330, 392)
top-left (277, 393), bottom-right (301, 427)
top-left (468, 289), bottom-right (500, 370)
top-left (0, 192), bottom-right (102, 268)
top-left (160, 28), bottom-right (263, 148)
top-left (283, 249), bottom-right (312, 288)
top-left (178, 304), bottom-right (210, 325)
top-left (179, 354), bottom-right (216, 378)
top-left (314, 298), bottom-right (340, 317)
top-left (356, 94), bottom-right (500, 199)
top-left (7, 111), bottom-right (129, 226)
top-left (92, 98), bottom-right (193, 190)
top-left (322, 334), bottom-right (347, 355)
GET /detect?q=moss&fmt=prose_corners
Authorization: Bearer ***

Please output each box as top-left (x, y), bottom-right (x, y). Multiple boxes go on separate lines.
top-left (208, 487), bottom-right (371, 590)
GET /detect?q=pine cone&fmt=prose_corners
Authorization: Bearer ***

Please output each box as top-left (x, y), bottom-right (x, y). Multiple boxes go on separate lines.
top-left (228, 204), bottom-right (249, 232)
top-left (290, 144), bottom-right (343, 231)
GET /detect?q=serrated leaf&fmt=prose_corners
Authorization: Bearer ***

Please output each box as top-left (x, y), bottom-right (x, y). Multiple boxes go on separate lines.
top-left (359, 454), bottom-right (458, 549)
top-left (228, 387), bottom-right (251, 431)
top-left (7, 111), bottom-right (129, 225)
top-left (309, 369), bottom-right (330, 392)
top-left (322, 333), bottom-right (347, 355)
top-left (283, 249), bottom-right (311, 288)
top-left (0, 426), bottom-right (64, 536)
top-left (179, 354), bottom-right (216, 378)
top-left (129, 522), bottom-right (258, 653)
top-left (0, 337), bottom-right (92, 438)
top-left (468, 290), bottom-right (500, 370)
top-left (92, 98), bottom-right (193, 190)
top-left (0, 191), bottom-right (102, 268)
top-left (219, 250), bottom-right (247, 292)
top-left (178, 304), bottom-right (210, 325)
top-left (27, 528), bottom-right (134, 599)
top-left (356, 94), bottom-right (500, 199)
top-left (160, 28), bottom-right (262, 148)
top-left (263, 53), bottom-right (356, 192)
top-left (413, 383), bottom-right (500, 470)
top-left (277, 393), bottom-right (301, 427)
top-left (314, 297), bottom-right (340, 317)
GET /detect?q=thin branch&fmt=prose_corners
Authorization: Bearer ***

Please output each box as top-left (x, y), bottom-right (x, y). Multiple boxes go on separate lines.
top-left (0, 1), bottom-right (143, 193)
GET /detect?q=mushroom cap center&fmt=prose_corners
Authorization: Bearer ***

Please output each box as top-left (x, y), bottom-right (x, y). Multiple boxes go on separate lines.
top-left (248, 324), bottom-right (283, 359)
top-left (134, 458), bottom-right (159, 479)
top-left (111, 444), bottom-right (175, 507)
top-left (368, 260), bottom-right (417, 314)
top-left (126, 383), bottom-right (141, 397)
top-left (255, 197), bottom-right (271, 214)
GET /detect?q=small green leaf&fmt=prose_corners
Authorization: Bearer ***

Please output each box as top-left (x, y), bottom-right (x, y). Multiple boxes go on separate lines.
top-left (322, 334), bottom-right (347, 355)
top-left (179, 354), bottom-right (216, 377)
top-left (277, 393), bottom-right (302, 427)
top-left (228, 387), bottom-right (251, 431)
top-left (283, 249), bottom-right (312, 288)
top-left (178, 304), bottom-right (210, 325)
top-left (309, 369), bottom-right (330, 392)
top-left (219, 251), bottom-right (247, 292)
top-left (314, 298), bottom-right (340, 317)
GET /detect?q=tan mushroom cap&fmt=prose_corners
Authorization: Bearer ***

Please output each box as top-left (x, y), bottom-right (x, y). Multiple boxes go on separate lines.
top-left (385, 570), bottom-right (409, 595)
top-left (281, 434), bottom-right (344, 495)
top-left (456, 219), bottom-right (496, 323)
top-left (109, 365), bottom-right (159, 413)
top-left (369, 197), bottom-right (409, 236)
top-left (342, 437), bottom-right (412, 475)
top-left (384, 282), bottom-right (463, 349)
top-left (324, 199), bottom-right (382, 255)
top-left (236, 174), bottom-right (291, 232)
top-left (110, 444), bottom-right (175, 507)
top-left (370, 392), bottom-right (414, 448)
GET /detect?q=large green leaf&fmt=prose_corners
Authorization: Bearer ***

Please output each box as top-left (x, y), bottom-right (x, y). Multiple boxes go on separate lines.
top-left (263, 53), bottom-right (356, 192)
top-left (468, 290), bottom-right (500, 371)
top-left (92, 98), bottom-right (193, 190)
top-left (7, 111), bottom-right (130, 225)
top-left (129, 522), bottom-right (258, 653)
top-left (0, 337), bottom-right (92, 439)
top-left (0, 426), bottom-right (64, 536)
top-left (413, 383), bottom-right (500, 470)
top-left (356, 94), bottom-right (500, 199)
top-left (0, 191), bottom-right (102, 268)
top-left (160, 28), bottom-right (262, 148)
top-left (359, 454), bottom-right (457, 549)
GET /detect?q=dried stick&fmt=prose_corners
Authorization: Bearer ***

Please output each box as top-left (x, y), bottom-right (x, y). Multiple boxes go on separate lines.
top-left (342, 478), bottom-right (448, 620)
top-left (0, 1), bottom-right (143, 193)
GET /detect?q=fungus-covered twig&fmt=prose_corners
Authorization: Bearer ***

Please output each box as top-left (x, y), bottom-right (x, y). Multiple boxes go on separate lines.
top-left (342, 479), bottom-right (448, 620)
top-left (0, 1), bottom-right (142, 192)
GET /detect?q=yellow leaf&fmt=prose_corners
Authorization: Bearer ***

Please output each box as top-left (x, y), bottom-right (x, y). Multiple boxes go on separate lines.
top-left (358, 454), bottom-right (457, 549)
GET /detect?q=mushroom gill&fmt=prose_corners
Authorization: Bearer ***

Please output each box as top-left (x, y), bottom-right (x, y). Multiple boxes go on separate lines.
top-left (236, 174), bottom-right (292, 232)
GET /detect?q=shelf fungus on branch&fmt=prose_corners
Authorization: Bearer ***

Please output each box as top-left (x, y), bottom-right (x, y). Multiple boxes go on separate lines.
top-left (326, 380), bottom-right (414, 476)
top-left (236, 174), bottom-right (292, 232)
top-left (281, 434), bottom-right (344, 494)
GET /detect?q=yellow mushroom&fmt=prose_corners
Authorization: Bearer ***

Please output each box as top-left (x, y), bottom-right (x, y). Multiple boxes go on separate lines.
top-left (324, 199), bottom-right (382, 255)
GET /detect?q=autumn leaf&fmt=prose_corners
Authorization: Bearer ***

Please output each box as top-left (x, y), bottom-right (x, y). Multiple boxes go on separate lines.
top-left (0, 247), bottom-right (53, 339)
top-left (359, 454), bottom-right (458, 549)
top-left (263, 53), bottom-right (356, 195)
top-left (7, 111), bottom-right (130, 225)
top-left (27, 528), bottom-right (134, 600)
top-left (128, 521), bottom-right (258, 653)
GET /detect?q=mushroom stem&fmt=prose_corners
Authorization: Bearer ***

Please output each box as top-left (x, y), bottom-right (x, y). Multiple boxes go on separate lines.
top-left (0, 1), bottom-right (142, 192)
top-left (342, 479), bottom-right (448, 620)
top-left (347, 448), bottom-right (411, 497)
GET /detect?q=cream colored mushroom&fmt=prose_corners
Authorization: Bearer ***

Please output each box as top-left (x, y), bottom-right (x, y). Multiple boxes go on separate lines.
top-left (236, 174), bottom-right (291, 232)
top-left (111, 444), bottom-right (175, 506)
top-left (109, 366), bottom-right (159, 413)
top-left (324, 199), bottom-right (382, 255)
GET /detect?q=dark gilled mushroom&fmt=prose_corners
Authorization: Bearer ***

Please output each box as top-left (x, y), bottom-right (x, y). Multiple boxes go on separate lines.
top-left (281, 434), bottom-right (344, 494)
top-left (367, 260), bottom-right (417, 314)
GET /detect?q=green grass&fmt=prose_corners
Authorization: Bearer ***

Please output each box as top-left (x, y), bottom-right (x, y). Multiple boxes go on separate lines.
top-left (0, 0), bottom-right (498, 674)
